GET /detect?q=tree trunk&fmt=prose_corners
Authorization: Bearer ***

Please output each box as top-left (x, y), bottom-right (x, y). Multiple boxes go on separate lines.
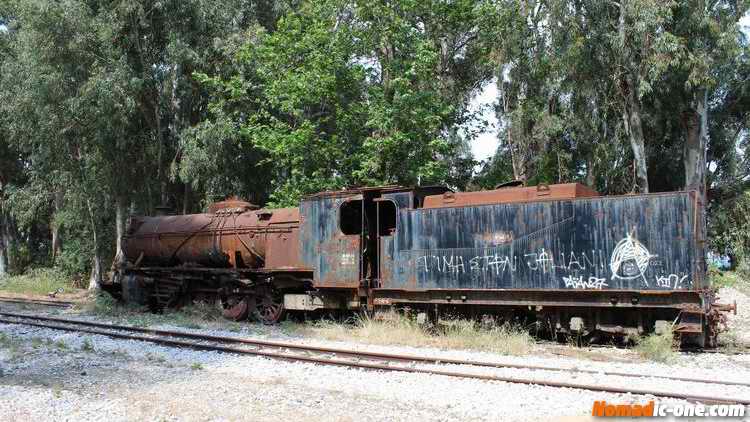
top-left (114, 195), bottom-right (126, 267)
top-left (727, 251), bottom-right (738, 271)
top-left (586, 158), bottom-right (596, 187)
top-left (622, 83), bottom-right (649, 193)
top-left (0, 212), bottom-right (7, 277)
top-left (86, 198), bottom-right (101, 290)
top-left (89, 253), bottom-right (102, 291)
top-left (509, 128), bottom-right (528, 183)
top-left (1, 212), bottom-right (14, 275)
top-left (50, 190), bottom-right (63, 264)
top-left (617, 1), bottom-right (649, 193)
top-left (499, 76), bottom-right (527, 184)
top-left (684, 89), bottom-right (708, 198)
top-left (155, 103), bottom-right (169, 207)
top-left (50, 225), bottom-right (61, 264)
top-left (182, 183), bottom-right (190, 215)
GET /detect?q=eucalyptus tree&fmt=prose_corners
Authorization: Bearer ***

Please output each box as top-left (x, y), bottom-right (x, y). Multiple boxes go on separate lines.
top-left (0, 6), bottom-right (12, 276)
top-left (0, 0), bottom-right (269, 286)
top-left (194, 0), bottom-right (494, 206)
top-left (0, 0), bottom-right (130, 286)
top-left (668, 0), bottom-right (749, 197)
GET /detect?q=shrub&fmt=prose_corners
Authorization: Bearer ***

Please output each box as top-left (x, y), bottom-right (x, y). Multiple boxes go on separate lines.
top-left (635, 330), bottom-right (675, 363)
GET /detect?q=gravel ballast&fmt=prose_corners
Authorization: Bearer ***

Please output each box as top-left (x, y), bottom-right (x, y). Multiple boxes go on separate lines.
top-left (0, 287), bottom-right (748, 422)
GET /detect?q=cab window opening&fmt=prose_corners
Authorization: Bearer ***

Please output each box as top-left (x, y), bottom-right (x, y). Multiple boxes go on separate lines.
top-left (378, 200), bottom-right (397, 236)
top-left (339, 200), bottom-right (363, 235)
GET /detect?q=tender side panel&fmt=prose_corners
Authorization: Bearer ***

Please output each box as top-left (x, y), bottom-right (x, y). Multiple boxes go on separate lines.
top-left (381, 192), bottom-right (699, 292)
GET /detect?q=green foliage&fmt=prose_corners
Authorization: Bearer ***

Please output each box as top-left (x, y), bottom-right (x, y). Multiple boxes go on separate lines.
top-left (0, 0), bottom-right (748, 280)
top-left (80, 338), bottom-right (95, 352)
top-left (55, 339), bottom-right (68, 351)
top-left (193, 0), bottom-right (489, 205)
top-left (89, 292), bottom-right (123, 316)
top-left (709, 190), bottom-right (750, 274)
top-left (709, 269), bottom-right (749, 293)
top-left (635, 330), bottom-right (676, 363)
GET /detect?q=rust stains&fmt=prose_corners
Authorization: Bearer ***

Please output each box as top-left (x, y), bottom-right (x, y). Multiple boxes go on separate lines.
top-left (422, 183), bottom-right (599, 209)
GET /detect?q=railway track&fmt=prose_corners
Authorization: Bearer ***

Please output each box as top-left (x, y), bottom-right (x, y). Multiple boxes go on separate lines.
top-left (0, 297), bottom-right (74, 308)
top-left (1, 311), bottom-right (749, 405)
top-left (538, 340), bottom-right (750, 356)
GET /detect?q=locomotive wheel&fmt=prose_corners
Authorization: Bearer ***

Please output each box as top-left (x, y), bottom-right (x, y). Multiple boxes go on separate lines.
top-left (219, 296), bottom-right (250, 321)
top-left (252, 286), bottom-right (284, 325)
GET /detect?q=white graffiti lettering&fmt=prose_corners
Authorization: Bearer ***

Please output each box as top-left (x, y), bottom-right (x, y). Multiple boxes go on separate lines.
top-left (568, 252), bottom-right (583, 270)
top-left (416, 249), bottom-right (609, 275)
top-left (563, 276), bottom-right (609, 290)
top-left (655, 274), bottom-right (687, 289)
top-left (536, 248), bottom-right (554, 273)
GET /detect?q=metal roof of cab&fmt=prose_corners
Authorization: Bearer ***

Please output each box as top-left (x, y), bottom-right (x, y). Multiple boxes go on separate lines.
top-left (422, 182), bottom-right (599, 209)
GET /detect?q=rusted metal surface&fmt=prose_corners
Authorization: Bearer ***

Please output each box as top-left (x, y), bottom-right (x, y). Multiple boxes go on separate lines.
top-left (220, 297), bottom-right (249, 321)
top-left (372, 289), bottom-right (702, 308)
top-left (299, 194), bottom-right (362, 288)
top-left (381, 191), bottom-right (701, 293)
top-left (123, 202), bottom-right (304, 270)
top-left (422, 183), bottom-right (599, 209)
top-left (2, 312), bottom-right (748, 404)
top-left (303, 185), bottom-right (409, 200)
top-left (206, 197), bottom-right (259, 213)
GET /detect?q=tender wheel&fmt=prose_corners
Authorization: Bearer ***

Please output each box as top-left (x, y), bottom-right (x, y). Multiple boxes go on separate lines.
top-left (218, 296), bottom-right (249, 321)
top-left (252, 285), bottom-right (284, 324)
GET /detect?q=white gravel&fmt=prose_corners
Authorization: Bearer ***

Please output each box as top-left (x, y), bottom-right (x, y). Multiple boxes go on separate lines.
top-left (720, 286), bottom-right (750, 344)
top-left (0, 288), bottom-right (748, 422)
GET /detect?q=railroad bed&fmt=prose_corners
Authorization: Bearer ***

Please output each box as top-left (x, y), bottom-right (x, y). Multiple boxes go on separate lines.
top-left (0, 310), bottom-right (748, 407)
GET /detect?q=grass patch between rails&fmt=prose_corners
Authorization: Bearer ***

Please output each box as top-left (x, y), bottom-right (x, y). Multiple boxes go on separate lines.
top-left (635, 331), bottom-right (676, 363)
top-left (301, 311), bottom-right (534, 356)
top-left (0, 268), bottom-right (76, 296)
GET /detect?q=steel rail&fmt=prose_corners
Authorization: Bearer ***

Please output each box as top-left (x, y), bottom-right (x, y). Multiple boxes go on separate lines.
top-left (538, 340), bottom-right (750, 356)
top-left (0, 314), bottom-right (748, 405)
top-left (0, 298), bottom-right (74, 308)
top-left (0, 310), bottom-right (748, 388)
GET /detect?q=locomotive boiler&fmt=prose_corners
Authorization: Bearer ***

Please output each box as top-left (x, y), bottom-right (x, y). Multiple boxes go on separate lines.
top-left (110, 183), bottom-right (735, 347)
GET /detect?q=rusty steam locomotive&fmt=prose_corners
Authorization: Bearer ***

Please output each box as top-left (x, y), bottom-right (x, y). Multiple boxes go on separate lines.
top-left (108, 183), bottom-right (735, 347)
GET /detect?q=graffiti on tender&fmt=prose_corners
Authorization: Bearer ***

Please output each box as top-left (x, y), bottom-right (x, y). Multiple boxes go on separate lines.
top-left (563, 275), bottom-right (608, 289)
top-left (410, 233), bottom-right (688, 291)
top-left (656, 273), bottom-right (687, 289)
top-left (415, 254), bottom-right (515, 274)
top-left (609, 233), bottom-right (655, 286)
top-left (415, 249), bottom-right (607, 275)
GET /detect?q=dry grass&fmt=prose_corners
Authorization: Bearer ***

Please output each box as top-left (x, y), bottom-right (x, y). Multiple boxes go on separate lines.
top-left (0, 268), bottom-right (78, 296)
top-left (635, 330), bottom-right (676, 363)
top-left (300, 311), bottom-right (533, 356)
top-left (81, 292), bottom-right (223, 329)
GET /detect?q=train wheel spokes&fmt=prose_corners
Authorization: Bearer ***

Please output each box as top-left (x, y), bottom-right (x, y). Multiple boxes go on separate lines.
top-left (253, 286), bottom-right (284, 325)
top-left (219, 296), bottom-right (249, 321)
